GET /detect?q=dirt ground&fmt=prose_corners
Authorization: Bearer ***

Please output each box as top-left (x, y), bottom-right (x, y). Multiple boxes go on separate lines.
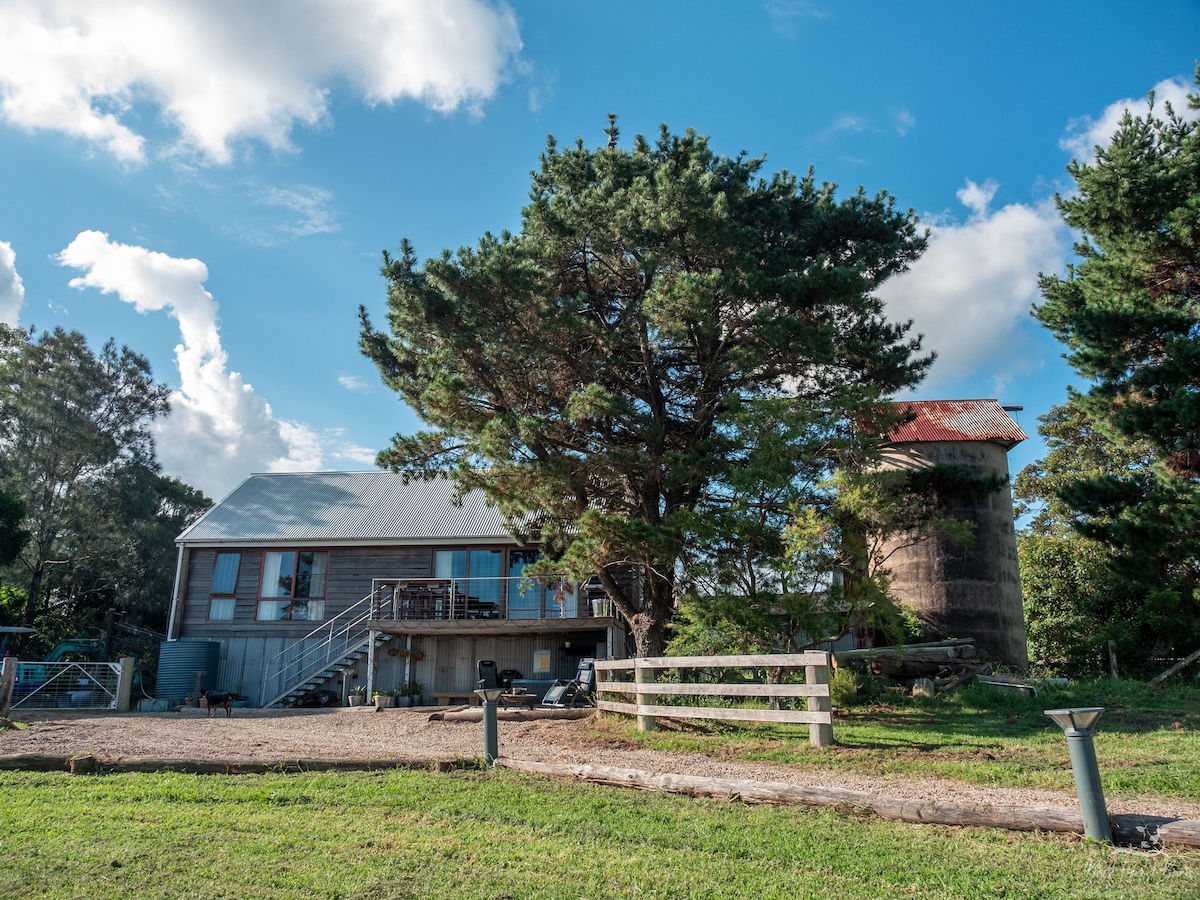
top-left (2, 705), bottom-right (1198, 822)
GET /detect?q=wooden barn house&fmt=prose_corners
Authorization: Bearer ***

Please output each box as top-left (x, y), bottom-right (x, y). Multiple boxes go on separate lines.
top-left (167, 472), bottom-right (623, 707)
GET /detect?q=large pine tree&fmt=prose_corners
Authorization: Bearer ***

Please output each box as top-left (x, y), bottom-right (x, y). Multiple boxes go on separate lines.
top-left (1025, 71), bottom-right (1200, 672)
top-left (361, 120), bottom-right (930, 656)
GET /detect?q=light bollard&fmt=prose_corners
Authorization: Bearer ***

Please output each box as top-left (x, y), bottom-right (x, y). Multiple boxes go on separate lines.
top-left (1044, 707), bottom-right (1112, 843)
top-left (474, 686), bottom-right (505, 763)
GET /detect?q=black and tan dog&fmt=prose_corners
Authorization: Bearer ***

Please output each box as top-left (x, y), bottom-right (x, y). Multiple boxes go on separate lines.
top-left (199, 689), bottom-right (234, 718)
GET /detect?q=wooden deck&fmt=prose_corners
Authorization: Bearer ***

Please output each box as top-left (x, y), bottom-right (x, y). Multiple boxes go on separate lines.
top-left (367, 616), bottom-right (612, 637)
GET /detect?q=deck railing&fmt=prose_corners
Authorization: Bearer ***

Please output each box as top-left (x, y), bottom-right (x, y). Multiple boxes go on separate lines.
top-left (369, 576), bottom-right (612, 622)
top-left (595, 653), bottom-right (834, 747)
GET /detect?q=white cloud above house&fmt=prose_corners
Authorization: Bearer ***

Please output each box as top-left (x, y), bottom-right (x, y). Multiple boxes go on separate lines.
top-left (765, 0), bottom-right (829, 38)
top-left (0, 240), bottom-right (24, 325)
top-left (0, 0), bottom-right (523, 165)
top-left (1060, 75), bottom-right (1198, 161)
top-left (55, 230), bottom-right (330, 497)
top-left (878, 180), bottom-right (1068, 396)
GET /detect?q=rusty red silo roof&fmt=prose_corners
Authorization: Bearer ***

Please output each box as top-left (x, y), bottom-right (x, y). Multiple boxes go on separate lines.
top-left (886, 399), bottom-right (1027, 448)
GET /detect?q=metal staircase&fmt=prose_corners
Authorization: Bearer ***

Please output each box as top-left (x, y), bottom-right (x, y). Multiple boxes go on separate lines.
top-left (260, 591), bottom-right (389, 708)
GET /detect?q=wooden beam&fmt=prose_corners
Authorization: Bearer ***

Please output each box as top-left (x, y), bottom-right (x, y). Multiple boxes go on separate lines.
top-left (1150, 647), bottom-right (1200, 688)
top-left (492, 758), bottom-right (1200, 847)
top-left (597, 652), bottom-right (831, 670)
top-left (367, 618), bottom-right (610, 637)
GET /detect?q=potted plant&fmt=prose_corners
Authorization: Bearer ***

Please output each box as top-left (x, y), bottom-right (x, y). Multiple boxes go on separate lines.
top-left (397, 683), bottom-right (411, 707)
top-left (372, 690), bottom-right (392, 709)
top-left (349, 685), bottom-right (366, 707)
top-left (409, 680), bottom-right (424, 706)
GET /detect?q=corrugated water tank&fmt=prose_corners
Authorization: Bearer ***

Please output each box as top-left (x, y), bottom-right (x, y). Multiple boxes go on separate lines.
top-left (157, 640), bottom-right (221, 699)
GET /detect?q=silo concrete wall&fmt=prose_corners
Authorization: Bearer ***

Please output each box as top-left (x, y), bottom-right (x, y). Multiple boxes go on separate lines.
top-left (879, 441), bottom-right (1028, 670)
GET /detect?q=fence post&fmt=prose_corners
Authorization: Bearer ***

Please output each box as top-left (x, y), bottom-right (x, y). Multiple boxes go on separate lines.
top-left (806, 652), bottom-right (833, 748)
top-left (0, 656), bottom-right (15, 718)
top-left (635, 659), bottom-right (657, 733)
top-left (115, 657), bottom-right (136, 711)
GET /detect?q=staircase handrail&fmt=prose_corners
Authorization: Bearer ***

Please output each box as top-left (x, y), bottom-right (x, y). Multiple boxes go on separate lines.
top-left (259, 588), bottom-right (382, 705)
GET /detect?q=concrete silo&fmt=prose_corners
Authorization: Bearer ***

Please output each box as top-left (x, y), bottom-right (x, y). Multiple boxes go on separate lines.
top-left (879, 400), bottom-right (1029, 670)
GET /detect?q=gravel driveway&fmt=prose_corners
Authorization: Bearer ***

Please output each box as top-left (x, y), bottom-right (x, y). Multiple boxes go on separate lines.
top-left (3, 706), bottom-right (1198, 822)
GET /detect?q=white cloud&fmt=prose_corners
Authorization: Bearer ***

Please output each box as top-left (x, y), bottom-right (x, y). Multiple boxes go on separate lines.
top-left (338, 374), bottom-right (368, 392)
top-left (55, 230), bottom-right (327, 497)
top-left (1060, 76), bottom-right (1198, 160)
top-left (820, 113), bottom-right (866, 140)
top-left (257, 184), bottom-right (339, 237)
top-left (0, 240), bottom-right (25, 324)
top-left (956, 179), bottom-right (997, 217)
top-left (878, 180), bottom-right (1068, 395)
top-left (766, 1), bottom-right (828, 38)
top-left (0, 0), bottom-right (523, 165)
top-left (894, 110), bottom-right (915, 137)
top-left (225, 181), bottom-right (341, 246)
top-left (329, 439), bottom-right (378, 467)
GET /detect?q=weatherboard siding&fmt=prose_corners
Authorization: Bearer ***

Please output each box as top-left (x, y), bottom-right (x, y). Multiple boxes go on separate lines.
top-left (179, 545), bottom-right (435, 639)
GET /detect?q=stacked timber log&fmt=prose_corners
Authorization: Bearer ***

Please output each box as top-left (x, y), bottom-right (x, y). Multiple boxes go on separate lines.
top-left (835, 639), bottom-right (988, 694)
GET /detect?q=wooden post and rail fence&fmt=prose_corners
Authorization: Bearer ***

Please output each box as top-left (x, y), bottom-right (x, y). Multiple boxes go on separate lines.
top-left (593, 652), bottom-right (834, 748)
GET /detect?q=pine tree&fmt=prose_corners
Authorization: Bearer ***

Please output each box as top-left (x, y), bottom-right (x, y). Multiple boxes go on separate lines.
top-left (361, 119), bottom-right (930, 656)
top-left (1024, 70), bottom-right (1200, 672)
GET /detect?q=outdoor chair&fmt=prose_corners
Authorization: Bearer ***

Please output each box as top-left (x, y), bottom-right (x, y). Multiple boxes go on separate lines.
top-left (477, 659), bottom-right (500, 691)
top-left (540, 657), bottom-right (596, 709)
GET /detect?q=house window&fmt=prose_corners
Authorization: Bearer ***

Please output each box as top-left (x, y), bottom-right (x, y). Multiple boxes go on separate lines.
top-left (208, 552), bottom-right (240, 621)
top-left (434, 549), bottom-right (503, 608)
top-left (506, 550), bottom-right (577, 618)
top-left (508, 549), bottom-right (545, 619)
top-left (256, 550), bottom-right (328, 621)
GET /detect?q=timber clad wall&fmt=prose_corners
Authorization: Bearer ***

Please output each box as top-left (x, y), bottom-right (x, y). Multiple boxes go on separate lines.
top-left (181, 546), bottom-right (435, 638)
top-left (177, 538), bottom-right (624, 705)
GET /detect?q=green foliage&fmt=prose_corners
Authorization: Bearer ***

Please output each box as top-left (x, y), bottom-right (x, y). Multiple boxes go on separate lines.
top-left (362, 118), bottom-right (930, 655)
top-left (0, 487), bottom-right (27, 569)
top-left (0, 325), bottom-right (210, 641)
top-left (670, 461), bottom-right (1003, 655)
top-left (829, 667), bottom-right (883, 708)
top-left (1020, 71), bottom-right (1200, 675)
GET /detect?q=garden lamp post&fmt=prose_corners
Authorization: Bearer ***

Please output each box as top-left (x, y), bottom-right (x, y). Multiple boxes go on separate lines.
top-left (474, 683), bottom-right (505, 763)
top-left (1044, 707), bottom-right (1112, 843)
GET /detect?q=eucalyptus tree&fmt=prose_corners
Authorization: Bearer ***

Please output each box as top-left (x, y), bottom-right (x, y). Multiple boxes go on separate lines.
top-left (0, 326), bottom-right (172, 629)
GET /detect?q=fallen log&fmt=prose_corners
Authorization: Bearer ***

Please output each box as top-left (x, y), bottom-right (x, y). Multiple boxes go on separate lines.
top-left (430, 708), bottom-right (595, 723)
top-left (493, 758), bottom-right (1200, 849)
top-left (1150, 647), bottom-right (1200, 688)
top-left (0, 752), bottom-right (468, 774)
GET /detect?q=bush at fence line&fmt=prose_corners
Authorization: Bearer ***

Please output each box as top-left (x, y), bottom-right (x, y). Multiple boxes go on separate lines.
top-left (829, 668), bottom-right (882, 709)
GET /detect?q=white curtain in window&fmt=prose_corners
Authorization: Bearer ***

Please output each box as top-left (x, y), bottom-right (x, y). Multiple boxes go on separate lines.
top-left (261, 551), bottom-right (294, 597)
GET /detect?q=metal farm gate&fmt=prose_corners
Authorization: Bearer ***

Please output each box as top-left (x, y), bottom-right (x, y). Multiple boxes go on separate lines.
top-left (12, 661), bottom-right (122, 710)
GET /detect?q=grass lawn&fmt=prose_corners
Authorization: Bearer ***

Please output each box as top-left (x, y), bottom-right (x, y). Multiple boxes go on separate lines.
top-left (585, 679), bottom-right (1200, 803)
top-left (1, 767), bottom-right (1197, 900)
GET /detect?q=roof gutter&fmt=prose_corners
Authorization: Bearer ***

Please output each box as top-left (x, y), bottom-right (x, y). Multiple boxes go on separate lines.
top-left (166, 543), bottom-right (184, 642)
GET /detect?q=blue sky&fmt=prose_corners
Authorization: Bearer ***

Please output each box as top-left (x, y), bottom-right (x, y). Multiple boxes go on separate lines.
top-left (0, 0), bottom-right (1197, 500)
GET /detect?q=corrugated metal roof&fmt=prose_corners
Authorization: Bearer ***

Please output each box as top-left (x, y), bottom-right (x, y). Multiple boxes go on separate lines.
top-left (177, 471), bottom-right (514, 544)
top-left (886, 399), bottom-right (1027, 447)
